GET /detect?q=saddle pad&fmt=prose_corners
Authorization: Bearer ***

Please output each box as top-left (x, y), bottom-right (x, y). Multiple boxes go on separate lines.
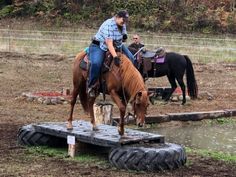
top-left (79, 54), bottom-right (110, 73)
top-left (155, 56), bottom-right (165, 63)
top-left (80, 55), bottom-right (89, 70)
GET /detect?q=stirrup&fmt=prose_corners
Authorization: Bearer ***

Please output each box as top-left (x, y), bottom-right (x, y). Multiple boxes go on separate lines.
top-left (87, 88), bottom-right (95, 98)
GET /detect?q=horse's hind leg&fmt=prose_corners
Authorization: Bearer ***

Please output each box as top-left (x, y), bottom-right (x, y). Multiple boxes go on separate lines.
top-left (67, 85), bottom-right (79, 130)
top-left (88, 97), bottom-right (97, 131)
top-left (165, 74), bottom-right (177, 102)
top-left (176, 77), bottom-right (186, 105)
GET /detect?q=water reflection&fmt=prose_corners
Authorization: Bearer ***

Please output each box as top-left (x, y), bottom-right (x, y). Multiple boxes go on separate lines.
top-left (144, 121), bottom-right (236, 154)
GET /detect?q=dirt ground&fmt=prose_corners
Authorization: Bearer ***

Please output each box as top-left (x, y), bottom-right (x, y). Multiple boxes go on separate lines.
top-left (0, 51), bottom-right (236, 177)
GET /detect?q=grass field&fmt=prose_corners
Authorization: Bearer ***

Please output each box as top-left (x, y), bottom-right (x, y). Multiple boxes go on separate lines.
top-left (0, 28), bottom-right (235, 63)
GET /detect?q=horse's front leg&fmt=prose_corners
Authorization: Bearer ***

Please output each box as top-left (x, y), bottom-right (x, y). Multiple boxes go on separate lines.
top-left (110, 90), bottom-right (126, 136)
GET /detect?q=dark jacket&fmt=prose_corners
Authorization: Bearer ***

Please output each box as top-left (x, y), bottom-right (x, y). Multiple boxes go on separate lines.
top-left (128, 43), bottom-right (145, 55)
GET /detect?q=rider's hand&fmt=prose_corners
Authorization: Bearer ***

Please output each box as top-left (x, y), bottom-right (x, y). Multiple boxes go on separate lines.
top-left (113, 56), bottom-right (120, 66)
top-left (122, 34), bottom-right (128, 42)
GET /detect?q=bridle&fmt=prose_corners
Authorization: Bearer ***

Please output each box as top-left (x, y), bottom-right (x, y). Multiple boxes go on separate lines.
top-left (122, 87), bottom-right (146, 123)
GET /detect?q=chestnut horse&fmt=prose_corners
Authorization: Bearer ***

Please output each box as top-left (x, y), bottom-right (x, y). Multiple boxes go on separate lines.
top-left (67, 51), bottom-right (149, 136)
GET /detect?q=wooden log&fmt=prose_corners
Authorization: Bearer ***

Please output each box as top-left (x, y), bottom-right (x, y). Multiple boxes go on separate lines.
top-left (103, 104), bottom-right (113, 124)
top-left (113, 109), bottom-right (236, 124)
top-left (67, 135), bottom-right (76, 158)
top-left (93, 104), bottom-right (104, 125)
top-left (94, 103), bottom-right (113, 125)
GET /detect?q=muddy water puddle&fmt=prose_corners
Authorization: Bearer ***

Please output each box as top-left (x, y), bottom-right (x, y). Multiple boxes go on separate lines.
top-left (144, 120), bottom-right (236, 154)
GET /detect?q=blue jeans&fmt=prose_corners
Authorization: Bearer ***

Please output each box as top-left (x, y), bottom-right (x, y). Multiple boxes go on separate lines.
top-left (88, 43), bottom-right (105, 88)
top-left (121, 44), bottom-right (135, 63)
top-left (88, 43), bottom-right (135, 88)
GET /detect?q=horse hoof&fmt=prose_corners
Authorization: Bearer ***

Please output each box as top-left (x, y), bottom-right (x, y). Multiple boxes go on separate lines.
top-left (120, 134), bottom-right (126, 138)
top-left (118, 129), bottom-right (124, 136)
top-left (66, 123), bottom-right (73, 130)
top-left (92, 126), bottom-right (99, 131)
top-left (119, 131), bottom-right (124, 136)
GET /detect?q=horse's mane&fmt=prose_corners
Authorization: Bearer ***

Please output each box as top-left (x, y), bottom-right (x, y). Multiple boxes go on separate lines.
top-left (119, 53), bottom-right (147, 100)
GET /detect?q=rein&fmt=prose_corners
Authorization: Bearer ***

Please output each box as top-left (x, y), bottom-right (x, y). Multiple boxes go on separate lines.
top-left (122, 86), bottom-right (135, 122)
top-left (111, 51), bottom-right (144, 122)
top-left (122, 86), bottom-right (145, 122)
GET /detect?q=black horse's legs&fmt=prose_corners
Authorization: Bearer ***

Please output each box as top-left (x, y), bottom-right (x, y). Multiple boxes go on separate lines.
top-left (165, 75), bottom-right (177, 101)
top-left (176, 78), bottom-right (186, 105)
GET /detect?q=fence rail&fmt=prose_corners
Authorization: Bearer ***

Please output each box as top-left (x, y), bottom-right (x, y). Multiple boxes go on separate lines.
top-left (0, 29), bottom-right (235, 63)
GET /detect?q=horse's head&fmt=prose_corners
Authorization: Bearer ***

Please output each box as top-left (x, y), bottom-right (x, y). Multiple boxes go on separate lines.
top-left (132, 90), bottom-right (149, 127)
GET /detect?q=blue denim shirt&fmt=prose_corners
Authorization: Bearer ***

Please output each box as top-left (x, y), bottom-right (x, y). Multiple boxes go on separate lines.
top-left (94, 17), bottom-right (127, 51)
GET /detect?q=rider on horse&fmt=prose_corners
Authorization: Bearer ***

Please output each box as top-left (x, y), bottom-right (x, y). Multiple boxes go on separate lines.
top-left (87, 10), bottom-right (135, 97)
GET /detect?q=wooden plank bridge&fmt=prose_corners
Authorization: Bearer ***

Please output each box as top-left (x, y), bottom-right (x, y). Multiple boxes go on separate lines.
top-left (33, 120), bottom-right (165, 147)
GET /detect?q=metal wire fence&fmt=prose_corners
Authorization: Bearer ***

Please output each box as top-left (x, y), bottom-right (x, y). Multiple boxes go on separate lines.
top-left (0, 28), bottom-right (235, 63)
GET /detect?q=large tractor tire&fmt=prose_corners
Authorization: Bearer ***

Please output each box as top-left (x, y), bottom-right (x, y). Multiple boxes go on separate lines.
top-left (17, 125), bottom-right (66, 147)
top-left (109, 143), bottom-right (186, 171)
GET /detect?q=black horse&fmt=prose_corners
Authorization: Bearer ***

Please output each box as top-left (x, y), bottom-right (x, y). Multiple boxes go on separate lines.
top-left (129, 47), bottom-right (198, 105)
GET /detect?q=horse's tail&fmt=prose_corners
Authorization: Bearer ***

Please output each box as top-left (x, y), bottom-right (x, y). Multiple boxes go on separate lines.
top-left (184, 55), bottom-right (198, 99)
top-left (78, 81), bottom-right (89, 113)
top-left (73, 51), bottom-right (89, 113)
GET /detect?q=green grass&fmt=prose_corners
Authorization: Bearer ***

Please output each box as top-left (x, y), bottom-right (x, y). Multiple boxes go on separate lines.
top-left (186, 147), bottom-right (236, 164)
top-left (27, 145), bottom-right (236, 168)
top-left (26, 146), bottom-right (109, 166)
top-left (0, 29), bottom-right (235, 63)
top-left (27, 146), bottom-right (66, 158)
top-left (207, 117), bottom-right (236, 125)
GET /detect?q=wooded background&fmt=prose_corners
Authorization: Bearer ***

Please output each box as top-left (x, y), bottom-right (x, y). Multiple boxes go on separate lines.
top-left (0, 0), bottom-right (235, 33)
